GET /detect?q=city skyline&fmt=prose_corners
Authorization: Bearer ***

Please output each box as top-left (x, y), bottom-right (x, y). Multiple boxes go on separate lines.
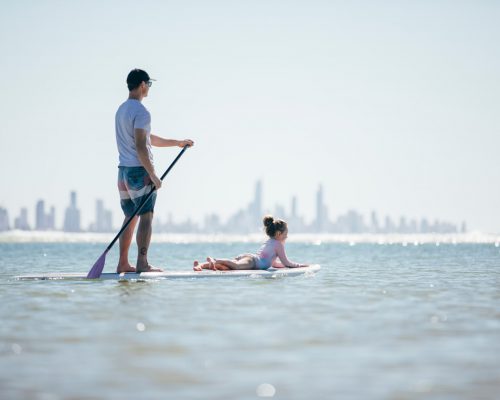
top-left (1, 2), bottom-right (499, 234)
top-left (0, 182), bottom-right (467, 234)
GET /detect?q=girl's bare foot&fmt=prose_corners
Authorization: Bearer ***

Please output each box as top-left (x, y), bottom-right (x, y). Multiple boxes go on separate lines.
top-left (207, 257), bottom-right (217, 271)
top-left (117, 263), bottom-right (136, 273)
top-left (193, 261), bottom-right (202, 271)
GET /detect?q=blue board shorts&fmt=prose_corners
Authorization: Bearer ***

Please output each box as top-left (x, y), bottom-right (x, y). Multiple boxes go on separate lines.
top-left (117, 166), bottom-right (157, 217)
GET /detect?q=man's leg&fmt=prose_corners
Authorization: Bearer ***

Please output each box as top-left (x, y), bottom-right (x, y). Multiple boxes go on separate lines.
top-left (117, 215), bottom-right (139, 273)
top-left (136, 212), bottom-right (162, 272)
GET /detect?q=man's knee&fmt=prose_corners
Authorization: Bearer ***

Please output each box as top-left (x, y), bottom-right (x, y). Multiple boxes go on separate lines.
top-left (139, 211), bottom-right (153, 222)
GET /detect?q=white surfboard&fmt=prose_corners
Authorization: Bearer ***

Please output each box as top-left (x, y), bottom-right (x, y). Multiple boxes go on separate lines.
top-left (15, 264), bottom-right (321, 281)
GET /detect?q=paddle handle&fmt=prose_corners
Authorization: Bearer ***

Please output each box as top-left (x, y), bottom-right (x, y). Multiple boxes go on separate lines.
top-left (106, 145), bottom-right (190, 251)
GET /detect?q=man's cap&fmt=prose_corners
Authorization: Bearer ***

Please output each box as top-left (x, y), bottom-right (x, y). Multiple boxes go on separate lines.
top-left (126, 69), bottom-right (156, 87)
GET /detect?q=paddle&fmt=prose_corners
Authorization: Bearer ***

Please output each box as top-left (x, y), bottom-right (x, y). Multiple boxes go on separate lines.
top-left (86, 145), bottom-right (190, 279)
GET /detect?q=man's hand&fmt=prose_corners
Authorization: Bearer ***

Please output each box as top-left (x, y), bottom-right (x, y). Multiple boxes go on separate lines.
top-left (178, 139), bottom-right (194, 148)
top-left (151, 174), bottom-right (162, 190)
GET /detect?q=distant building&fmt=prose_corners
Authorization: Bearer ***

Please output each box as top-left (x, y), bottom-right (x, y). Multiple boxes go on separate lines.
top-left (288, 195), bottom-right (305, 232)
top-left (248, 180), bottom-right (263, 231)
top-left (203, 213), bottom-right (222, 233)
top-left (420, 218), bottom-right (430, 233)
top-left (274, 204), bottom-right (286, 220)
top-left (14, 208), bottom-right (30, 230)
top-left (384, 215), bottom-right (396, 233)
top-left (314, 184), bottom-right (329, 232)
top-left (150, 180), bottom-right (469, 234)
top-left (218, 180), bottom-right (265, 233)
top-left (63, 191), bottom-right (81, 232)
top-left (47, 206), bottom-right (55, 230)
top-left (0, 207), bottom-right (10, 231)
top-left (252, 180), bottom-right (262, 219)
top-left (155, 212), bottom-right (200, 233)
top-left (35, 200), bottom-right (55, 230)
top-left (335, 210), bottom-right (365, 233)
top-left (89, 199), bottom-right (113, 232)
top-left (409, 219), bottom-right (418, 233)
top-left (291, 196), bottom-right (298, 219)
top-left (36, 200), bottom-right (46, 230)
top-left (226, 208), bottom-right (254, 234)
top-left (370, 211), bottom-right (380, 233)
top-left (398, 216), bottom-right (408, 233)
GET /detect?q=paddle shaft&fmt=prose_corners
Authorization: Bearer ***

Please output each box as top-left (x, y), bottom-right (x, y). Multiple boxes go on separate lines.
top-left (105, 145), bottom-right (189, 252)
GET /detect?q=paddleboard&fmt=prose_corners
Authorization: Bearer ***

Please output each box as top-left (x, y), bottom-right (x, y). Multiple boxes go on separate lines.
top-left (15, 264), bottom-right (321, 281)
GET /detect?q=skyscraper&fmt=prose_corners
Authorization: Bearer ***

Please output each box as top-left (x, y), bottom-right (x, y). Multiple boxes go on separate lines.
top-left (242, 180), bottom-right (263, 232)
top-left (35, 200), bottom-right (56, 231)
top-left (0, 207), bottom-right (9, 231)
top-left (288, 195), bottom-right (305, 232)
top-left (291, 196), bottom-right (297, 219)
top-left (398, 216), bottom-right (408, 233)
top-left (36, 200), bottom-right (46, 230)
top-left (370, 210), bottom-right (380, 233)
top-left (461, 221), bottom-right (467, 233)
top-left (91, 199), bottom-right (113, 232)
top-left (63, 191), bottom-right (81, 232)
top-left (48, 206), bottom-right (55, 230)
top-left (315, 184), bottom-right (328, 232)
top-left (384, 215), bottom-right (396, 233)
top-left (252, 180), bottom-right (262, 220)
top-left (14, 208), bottom-right (30, 230)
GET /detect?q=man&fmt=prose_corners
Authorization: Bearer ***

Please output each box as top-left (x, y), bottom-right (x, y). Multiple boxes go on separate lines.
top-left (115, 68), bottom-right (193, 273)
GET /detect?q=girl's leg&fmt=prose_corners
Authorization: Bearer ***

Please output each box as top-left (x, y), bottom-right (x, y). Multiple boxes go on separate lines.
top-left (207, 257), bottom-right (231, 271)
top-left (193, 260), bottom-right (212, 270)
top-left (193, 259), bottom-right (231, 271)
top-left (193, 261), bottom-right (203, 271)
top-left (213, 256), bottom-right (256, 270)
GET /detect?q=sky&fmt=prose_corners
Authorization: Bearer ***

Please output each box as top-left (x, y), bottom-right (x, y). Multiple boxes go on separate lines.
top-left (0, 0), bottom-right (499, 233)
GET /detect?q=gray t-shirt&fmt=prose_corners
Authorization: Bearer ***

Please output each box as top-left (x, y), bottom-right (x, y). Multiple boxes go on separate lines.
top-left (115, 99), bottom-right (153, 167)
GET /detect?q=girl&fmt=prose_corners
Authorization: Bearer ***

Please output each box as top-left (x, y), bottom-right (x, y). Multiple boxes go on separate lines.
top-left (193, 215), bottom-right (309, 271)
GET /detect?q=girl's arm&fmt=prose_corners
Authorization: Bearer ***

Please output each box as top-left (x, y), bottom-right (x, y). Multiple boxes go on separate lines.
top-left (274, 242), bottom-right (305, 268)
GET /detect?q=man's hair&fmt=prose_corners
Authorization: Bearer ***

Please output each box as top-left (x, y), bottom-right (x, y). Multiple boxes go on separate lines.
top-left (126, 69), bottom-right (150, 91)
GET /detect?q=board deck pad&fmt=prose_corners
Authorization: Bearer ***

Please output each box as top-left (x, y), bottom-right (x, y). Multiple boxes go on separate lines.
top-left (15, 264), bottom-right (321, 281)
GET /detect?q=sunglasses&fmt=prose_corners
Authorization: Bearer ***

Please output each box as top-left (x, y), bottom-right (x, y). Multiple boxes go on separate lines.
top-left (146, 81), bottom-right (153, 88)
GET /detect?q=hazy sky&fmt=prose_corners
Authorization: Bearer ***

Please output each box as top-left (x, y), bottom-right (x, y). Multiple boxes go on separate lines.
top-left (1, 0), bottom-right (499, 232)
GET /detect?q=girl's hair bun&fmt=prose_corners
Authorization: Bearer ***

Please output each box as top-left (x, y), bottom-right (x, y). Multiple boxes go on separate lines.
top-left (263, 215), bottom-right (274, 227)
top-left (263, 215), bottom-right (288, 238)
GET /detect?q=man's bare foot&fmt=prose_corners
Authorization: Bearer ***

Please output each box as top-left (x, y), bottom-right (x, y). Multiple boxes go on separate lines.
top-left (193, 261), bottom-right (202, 271)
top-left (136, 264), bottom-right (163, 273)
top-left (207, 257), bottom-right (217, 271)
top-left (117, 263), bottom-right (136, 273)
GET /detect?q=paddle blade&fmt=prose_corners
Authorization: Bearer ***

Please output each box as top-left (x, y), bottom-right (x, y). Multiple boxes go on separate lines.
top-left (87, 251), bottom-right (108, 279)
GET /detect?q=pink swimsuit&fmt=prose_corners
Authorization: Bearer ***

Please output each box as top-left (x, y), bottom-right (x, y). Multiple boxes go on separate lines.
top-left (250, 238), bottom-right (301, 269)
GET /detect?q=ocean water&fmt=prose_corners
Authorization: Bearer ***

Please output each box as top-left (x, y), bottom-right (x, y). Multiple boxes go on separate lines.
top-left (0, 240), bottom-right (499, 400)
